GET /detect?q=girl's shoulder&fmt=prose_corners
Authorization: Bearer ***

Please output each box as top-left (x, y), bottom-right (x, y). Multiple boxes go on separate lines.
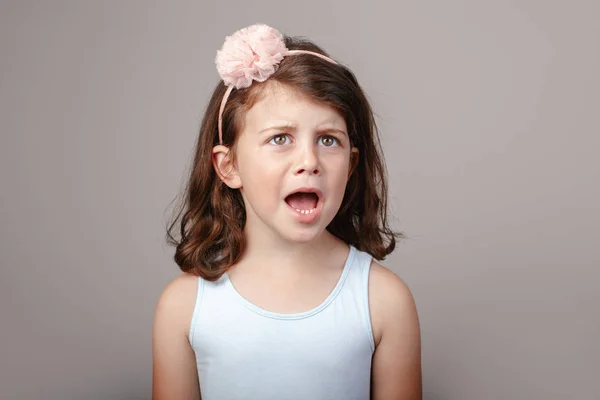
top-left (154, 272), bottom-right (199, 340)
top-left (368, 260), bottom-right (417, 348)
top-left (367, 260), bottom-right (422, 396)
top-left (368, 260), bottom-right (412, 305)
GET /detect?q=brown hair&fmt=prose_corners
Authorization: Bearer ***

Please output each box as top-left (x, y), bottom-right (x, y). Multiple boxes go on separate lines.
top-left (166, 35), bottom-right (402, 281)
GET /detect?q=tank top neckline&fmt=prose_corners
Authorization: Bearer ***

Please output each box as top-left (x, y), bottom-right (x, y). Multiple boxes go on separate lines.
top-left (222, 245), bottom-right (358, 320)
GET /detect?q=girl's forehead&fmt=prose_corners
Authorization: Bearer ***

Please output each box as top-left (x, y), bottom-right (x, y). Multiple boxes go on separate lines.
top-left (244, 83), bottom-right (346, 130)
top-left (253, 82), bottom-right (311, 107)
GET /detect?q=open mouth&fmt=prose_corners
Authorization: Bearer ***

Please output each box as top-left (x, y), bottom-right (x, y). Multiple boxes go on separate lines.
top-left (284, 191), bottom-right (320, 215)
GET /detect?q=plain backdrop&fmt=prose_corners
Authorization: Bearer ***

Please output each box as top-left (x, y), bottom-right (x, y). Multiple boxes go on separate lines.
top-left (1, 1), bottom-right (599, 399)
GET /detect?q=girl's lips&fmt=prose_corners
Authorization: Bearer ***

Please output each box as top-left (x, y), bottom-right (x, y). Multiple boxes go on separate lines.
top-left (284, 187), bottom-right (324, 202)
top-left (285, 194), bottom-right (324, 224)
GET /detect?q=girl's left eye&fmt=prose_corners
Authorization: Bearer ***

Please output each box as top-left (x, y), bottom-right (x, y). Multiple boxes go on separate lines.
top-left (319, 135), bottom-right (340, 147)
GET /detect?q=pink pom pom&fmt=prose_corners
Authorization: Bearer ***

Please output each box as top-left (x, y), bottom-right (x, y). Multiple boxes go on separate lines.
top-left (215, 24), bottom-right (288, 89)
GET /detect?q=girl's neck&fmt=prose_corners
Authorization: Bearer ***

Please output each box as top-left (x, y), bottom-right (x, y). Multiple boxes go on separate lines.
top-left (233, 229), bottom-right (349, 276)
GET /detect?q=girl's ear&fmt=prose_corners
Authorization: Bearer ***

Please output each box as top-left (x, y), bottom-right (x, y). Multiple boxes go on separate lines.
top-left (348, 147), bottom-right (359, 178)
top-left (212, 145), bottom-right (242, 189)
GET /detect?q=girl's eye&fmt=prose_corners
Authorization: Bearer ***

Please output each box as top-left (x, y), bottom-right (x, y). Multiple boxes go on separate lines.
top-left (319, 135), bottom-right (340, 147)
top-left (268, 134), bottom-right (340, 146)
top-left (269, 134), bottom-right (289, 145)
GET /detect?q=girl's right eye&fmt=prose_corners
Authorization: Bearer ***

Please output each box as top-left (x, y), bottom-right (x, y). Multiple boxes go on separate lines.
top-left (268, 134), bottom-right (289, 145)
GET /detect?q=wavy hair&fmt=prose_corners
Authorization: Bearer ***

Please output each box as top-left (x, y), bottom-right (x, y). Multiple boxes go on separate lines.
top-left (166, 36), bottom-right (402, 281)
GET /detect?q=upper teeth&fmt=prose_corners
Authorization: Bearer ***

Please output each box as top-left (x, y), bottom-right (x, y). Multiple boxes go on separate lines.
top-left (296, 208), bottom-right (315, 214)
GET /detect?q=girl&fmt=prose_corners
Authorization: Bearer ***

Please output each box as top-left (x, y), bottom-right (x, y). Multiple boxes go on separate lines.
top-left (153, 24), bottom-right (421, 400)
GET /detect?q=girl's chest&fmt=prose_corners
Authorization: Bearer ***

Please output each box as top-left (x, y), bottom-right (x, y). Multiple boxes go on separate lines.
top-left (227, 268), bottom-right (343, 315)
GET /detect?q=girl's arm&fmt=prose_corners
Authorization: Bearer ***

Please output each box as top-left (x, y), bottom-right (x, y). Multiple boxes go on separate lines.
top-left (152, 274), bottom-right (201, 400)
top-left (369, 264), bottom-right (422, 400)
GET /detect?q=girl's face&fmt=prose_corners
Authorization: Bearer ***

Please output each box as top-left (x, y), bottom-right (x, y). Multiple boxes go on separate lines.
top-left (231, 83), bottom-right (357, 244)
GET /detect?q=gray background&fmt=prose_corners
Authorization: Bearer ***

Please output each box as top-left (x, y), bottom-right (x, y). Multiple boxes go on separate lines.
top-left (1, 1), bottom-right (599, 399)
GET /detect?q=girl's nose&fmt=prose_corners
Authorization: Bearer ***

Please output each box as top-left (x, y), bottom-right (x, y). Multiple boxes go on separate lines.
top-left (295, 145), bottom-right (320, 175)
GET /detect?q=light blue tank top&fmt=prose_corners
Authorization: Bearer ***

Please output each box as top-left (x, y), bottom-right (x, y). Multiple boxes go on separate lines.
top-left (189, 245), bottom-right (375, 400)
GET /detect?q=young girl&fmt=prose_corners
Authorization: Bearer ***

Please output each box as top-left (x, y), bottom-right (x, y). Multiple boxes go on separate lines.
top-left (153, 24), bottom-right (421, 400)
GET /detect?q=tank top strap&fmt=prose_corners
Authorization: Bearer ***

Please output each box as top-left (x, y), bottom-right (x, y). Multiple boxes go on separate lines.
top-left (337, 245), bottom-right (375, 352)
top-left (189, 275), bottom-right (206, 348)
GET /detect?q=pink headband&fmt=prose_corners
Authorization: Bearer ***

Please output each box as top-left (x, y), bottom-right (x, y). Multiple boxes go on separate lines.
top-left (215, 24), bottom-right (339, 144)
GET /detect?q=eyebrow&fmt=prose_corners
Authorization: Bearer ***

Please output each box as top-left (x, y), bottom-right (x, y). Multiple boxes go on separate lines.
top-left (258, 123), bottom-right (297, 134)
top-left (258, 123), bottom-right (348, 136)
